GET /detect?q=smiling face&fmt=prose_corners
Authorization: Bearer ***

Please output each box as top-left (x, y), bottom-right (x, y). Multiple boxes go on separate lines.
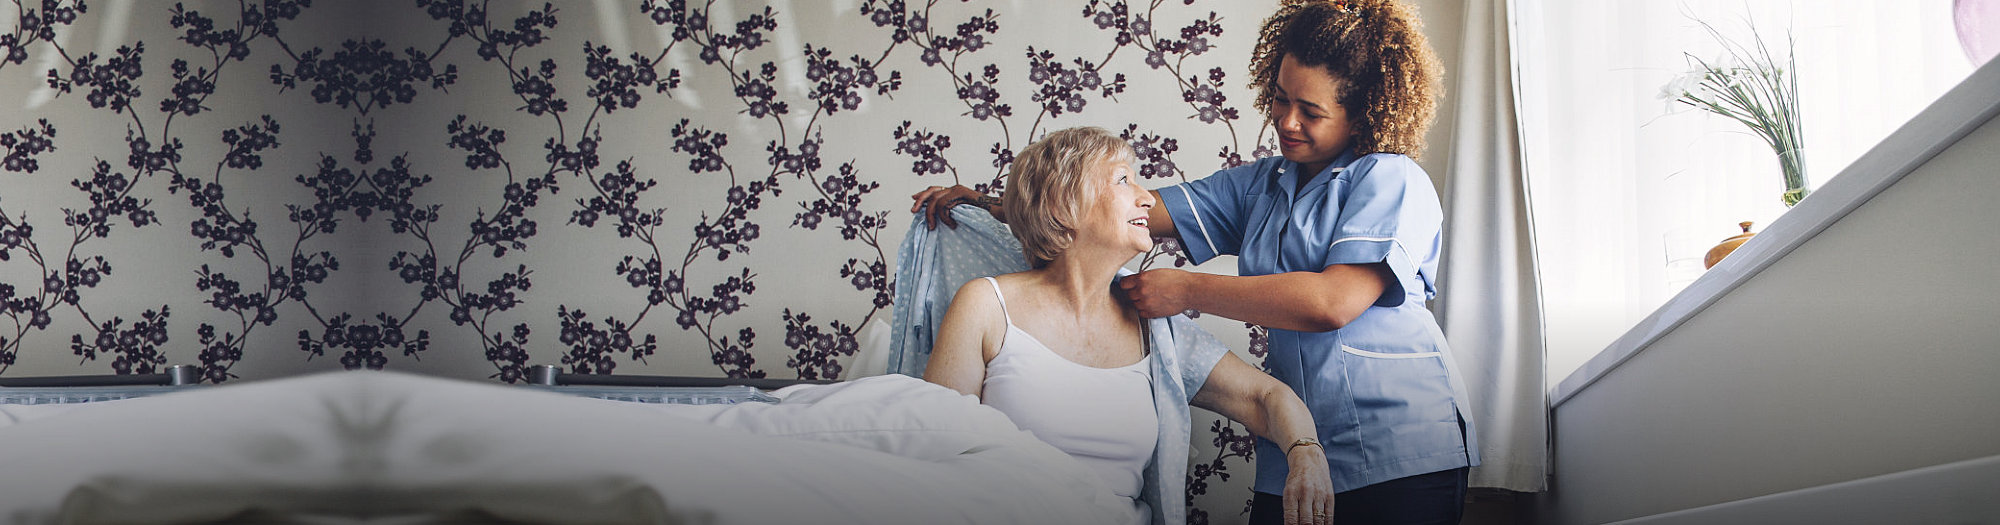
top-left (1003, 127), bottom-right (1160, 269)
top-left (1270, 53), bottom-right (1356, 175)
top-left (1073, 155), bottom-right (1156, 258)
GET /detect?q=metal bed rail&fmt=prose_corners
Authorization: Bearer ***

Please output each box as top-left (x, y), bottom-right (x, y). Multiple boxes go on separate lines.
top-left (0, 364), bottom-right (200, 388)
top-left (0, 364), bottom-right (202, 405)
top-left (522, 364), bottom-right (835, 405)
top-left (3, 364), bottom-right (834, 406)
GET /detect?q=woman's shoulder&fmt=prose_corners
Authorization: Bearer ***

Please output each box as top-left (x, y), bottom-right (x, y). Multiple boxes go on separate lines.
top-left (946, 275), bottom-right (1004, 317)
top-left (952, 274), bottom-right (1002, 300)
top-left (953, 272), bottom-right (1035, 308)
top-left (1217, 155), bottom-right (1288, 178)
top-left (1187, 155), bottom-right (1285, 181)
top-left (1185, 156), bottom-right (1286, 196)
top-left (1346, 152), bottom-right (1423, 175)
top-left (978, 270), bottom-right (1039, 288)
top-left (1342, 153), bottom-right (1436, 191)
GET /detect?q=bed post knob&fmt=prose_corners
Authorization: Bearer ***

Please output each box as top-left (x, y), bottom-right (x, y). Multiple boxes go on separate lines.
top-left (528, 365), bottom-right (561, 386)
top-left (165, 364), bottom-right (198, 386)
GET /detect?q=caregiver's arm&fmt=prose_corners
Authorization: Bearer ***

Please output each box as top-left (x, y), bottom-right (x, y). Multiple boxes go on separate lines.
top-left (1192, 352), bottom-right (1334, 525)
top-left (1120, 262), bottom-right (1390, 332)
top-left (921, 279), bottom-right (1003, 396)
top-left (1144, 190), bottom-right (1178, 238)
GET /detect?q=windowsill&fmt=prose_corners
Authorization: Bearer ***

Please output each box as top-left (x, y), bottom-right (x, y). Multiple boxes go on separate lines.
top-left (1549, 57), bottom-right (2000, 407)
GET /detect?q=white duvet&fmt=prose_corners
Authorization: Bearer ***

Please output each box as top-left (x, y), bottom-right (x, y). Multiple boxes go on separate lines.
top-left (0, 371), bottom-right (1131, 525)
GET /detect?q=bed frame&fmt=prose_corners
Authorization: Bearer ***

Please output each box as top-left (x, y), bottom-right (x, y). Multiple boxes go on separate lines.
top-left (0, 364), bottom-right (202, 405)
top-left (519, 364), bottom-right (836, 405)
top-left (0, 364), bottom-right (834, 406)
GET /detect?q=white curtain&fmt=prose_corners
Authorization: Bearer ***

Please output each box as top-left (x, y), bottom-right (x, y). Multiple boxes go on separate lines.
top-left (1511, 0), bottom-right (1975, 386)
top-left (1435, 0), bottom-right (1548, 493)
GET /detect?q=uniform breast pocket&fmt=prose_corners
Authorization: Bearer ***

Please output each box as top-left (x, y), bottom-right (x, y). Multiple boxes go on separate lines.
top-left (1336, 344), bottom-right (1459, 428)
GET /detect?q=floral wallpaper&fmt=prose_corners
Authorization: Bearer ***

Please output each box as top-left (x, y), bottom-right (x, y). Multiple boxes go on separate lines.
top-left (0, 0), bottom-right (1304, 521)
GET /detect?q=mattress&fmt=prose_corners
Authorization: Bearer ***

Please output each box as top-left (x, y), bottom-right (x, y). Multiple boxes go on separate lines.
top-left (0, 370), bottom-right (1126, 524)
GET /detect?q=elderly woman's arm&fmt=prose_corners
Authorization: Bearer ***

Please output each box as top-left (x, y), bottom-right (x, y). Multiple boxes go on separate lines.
top-left (1191, 353), bottom-right (1336, 525)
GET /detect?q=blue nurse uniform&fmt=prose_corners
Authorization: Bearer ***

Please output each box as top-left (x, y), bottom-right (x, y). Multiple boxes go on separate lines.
top-left (1158, 150), bottom-right (1479, 495)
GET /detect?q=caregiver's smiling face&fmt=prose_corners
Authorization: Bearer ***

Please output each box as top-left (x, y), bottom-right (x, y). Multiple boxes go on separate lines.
top-left (1270, 53), bottom-right (1356, 176)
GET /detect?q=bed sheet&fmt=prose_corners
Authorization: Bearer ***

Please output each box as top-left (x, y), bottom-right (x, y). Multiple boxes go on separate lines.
top-left (0, 371), bottom-right (1130, 525)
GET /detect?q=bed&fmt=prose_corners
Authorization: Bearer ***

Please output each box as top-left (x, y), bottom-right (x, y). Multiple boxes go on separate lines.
top-left (0, 209), bottom-right (1164, 524)
top-left (0, 368), bottom-right (1131, 524)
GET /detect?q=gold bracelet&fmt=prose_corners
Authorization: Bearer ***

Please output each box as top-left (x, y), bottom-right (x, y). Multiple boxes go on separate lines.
top-left (1288, 437), bottom-right (1322, 453)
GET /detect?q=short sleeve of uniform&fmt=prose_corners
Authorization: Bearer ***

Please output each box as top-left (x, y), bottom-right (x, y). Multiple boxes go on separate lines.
top-left (1324, 155), bottom-right (1443, 307)
top-left (1159, 159), bottom-right (1270, 264)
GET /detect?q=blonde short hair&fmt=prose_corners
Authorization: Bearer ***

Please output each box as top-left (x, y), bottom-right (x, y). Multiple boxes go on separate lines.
top-left (1002, 127), bottom-right (1135, 269)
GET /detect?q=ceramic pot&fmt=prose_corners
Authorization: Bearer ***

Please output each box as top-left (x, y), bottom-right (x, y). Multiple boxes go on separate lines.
top-left (1704, 221), bottom-right (1756, 269)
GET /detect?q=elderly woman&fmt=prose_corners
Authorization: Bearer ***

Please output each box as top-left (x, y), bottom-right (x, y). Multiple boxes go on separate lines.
top-left (922, 126), bottom-right (1336, 525)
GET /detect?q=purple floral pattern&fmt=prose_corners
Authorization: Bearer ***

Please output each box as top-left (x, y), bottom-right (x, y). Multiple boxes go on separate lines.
top-left (0, 0), bottom-right (1283, 521)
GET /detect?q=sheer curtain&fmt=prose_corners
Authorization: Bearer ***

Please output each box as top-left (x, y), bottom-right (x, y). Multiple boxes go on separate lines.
top-left (1512, 0), bottom-right (1976, 386)
top-left (1435, 0), bottom-right (1547, 493)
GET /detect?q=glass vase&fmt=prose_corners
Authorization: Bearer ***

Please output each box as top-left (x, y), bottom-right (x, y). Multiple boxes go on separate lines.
top-left (1778, 147), bottom-right (1810, 207)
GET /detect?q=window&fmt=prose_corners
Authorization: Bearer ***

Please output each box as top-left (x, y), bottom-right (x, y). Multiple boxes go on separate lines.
top-left (1512, 0), bottom-right (1977, 387)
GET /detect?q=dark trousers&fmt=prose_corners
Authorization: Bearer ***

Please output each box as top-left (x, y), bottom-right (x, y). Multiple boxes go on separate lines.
top-left (1247, 467), bottom-right (1468, 525)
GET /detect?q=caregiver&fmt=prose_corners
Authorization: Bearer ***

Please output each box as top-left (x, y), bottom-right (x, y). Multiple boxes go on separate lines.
top-left (912, 1), bottom-right (1477, 523)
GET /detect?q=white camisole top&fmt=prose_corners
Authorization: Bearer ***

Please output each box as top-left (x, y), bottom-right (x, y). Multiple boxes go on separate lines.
top-left (976, 277), bottom-right (1158, 505)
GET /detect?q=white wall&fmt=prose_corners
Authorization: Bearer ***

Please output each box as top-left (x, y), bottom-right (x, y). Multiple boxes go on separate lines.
top-left (1537, 60), bottom-right (2000, 524)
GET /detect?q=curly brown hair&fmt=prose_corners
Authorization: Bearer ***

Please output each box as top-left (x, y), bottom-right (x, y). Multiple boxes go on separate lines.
top-left (1250, 0), bottom-right (1442, 159)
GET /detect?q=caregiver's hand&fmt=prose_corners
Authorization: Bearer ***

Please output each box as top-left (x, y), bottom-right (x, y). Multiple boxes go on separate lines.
top-left (909, 185), bottom-right (985, 230)
top-left (1284, 444), bottom-right (1336, 525)
top-left (1118, 268), bottom-right (1196, 318)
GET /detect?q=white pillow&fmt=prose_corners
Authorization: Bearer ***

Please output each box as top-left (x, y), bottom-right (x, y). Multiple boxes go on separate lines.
top-left (847, 317), bottom-right (894, 378)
